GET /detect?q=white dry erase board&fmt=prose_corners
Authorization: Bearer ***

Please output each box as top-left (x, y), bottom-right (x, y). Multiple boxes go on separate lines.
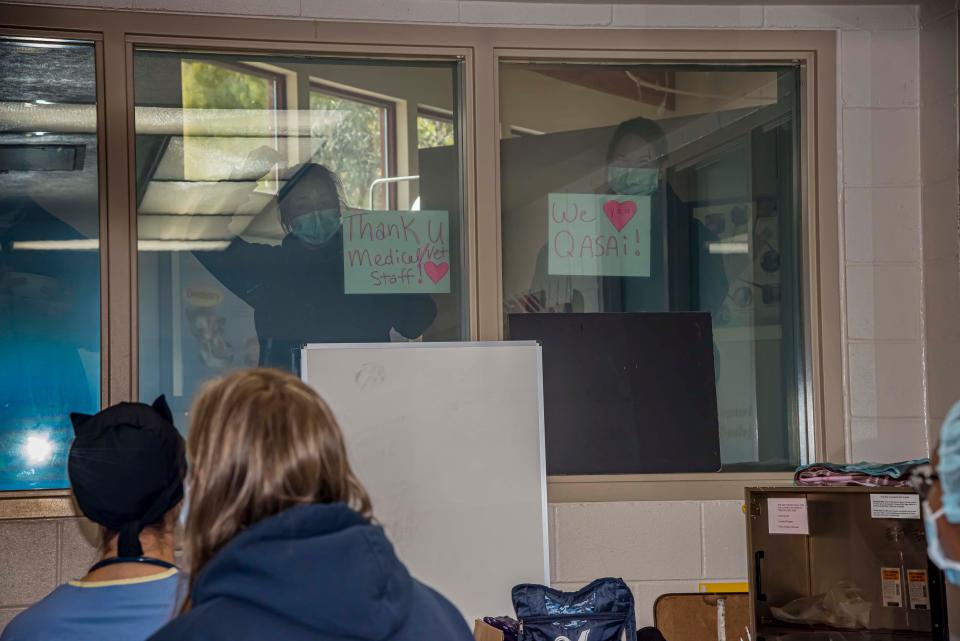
top-left (300, 342), bottom-right (549, 623)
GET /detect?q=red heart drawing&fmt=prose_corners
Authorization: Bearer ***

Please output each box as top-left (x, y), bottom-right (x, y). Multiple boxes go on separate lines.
top-left (423, 261), bottom-right (449, 284)
top-left (602, 200), bottom-right (637, 232)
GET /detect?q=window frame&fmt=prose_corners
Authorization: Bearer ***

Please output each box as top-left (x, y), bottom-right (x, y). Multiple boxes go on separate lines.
top-left (0, 7), bottom-right (840, 516)
top-left (0, 29), bottom-right (109, 505)
top-left (489, 46), bottom-right (839, 501)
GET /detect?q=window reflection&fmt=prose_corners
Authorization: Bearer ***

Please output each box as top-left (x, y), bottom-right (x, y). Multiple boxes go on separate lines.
top-left (136, 51), bottom-right (464, 425)
top-left (310, 85), bottom-right (393, 210)
top-left (417, 109), bottom-right (455, 150)
top-left (0, 39), bottom-right (101, 489)
top-left (501, 63), bottom-right (802, 470)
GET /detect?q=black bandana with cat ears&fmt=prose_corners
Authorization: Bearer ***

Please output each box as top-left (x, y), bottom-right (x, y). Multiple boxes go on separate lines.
top-left (68, 396), bottom-right (186, 558)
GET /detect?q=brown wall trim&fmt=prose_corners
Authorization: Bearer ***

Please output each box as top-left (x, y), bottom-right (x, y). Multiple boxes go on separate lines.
top-left (0, 490), bottom-right (81, 520)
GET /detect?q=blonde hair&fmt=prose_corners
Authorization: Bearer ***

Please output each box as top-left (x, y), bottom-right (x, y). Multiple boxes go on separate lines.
top-left (182, 368), bottom-right (372, 608)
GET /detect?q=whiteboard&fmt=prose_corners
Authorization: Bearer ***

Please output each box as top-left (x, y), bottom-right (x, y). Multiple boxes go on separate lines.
top-left (300, 342), bottom-right (549, 623)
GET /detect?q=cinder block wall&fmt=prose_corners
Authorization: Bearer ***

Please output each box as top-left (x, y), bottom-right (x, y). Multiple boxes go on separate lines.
top-left (0, 518), bottom-right (98, 627)
top-left (550, 500), bottom-right (746, 626)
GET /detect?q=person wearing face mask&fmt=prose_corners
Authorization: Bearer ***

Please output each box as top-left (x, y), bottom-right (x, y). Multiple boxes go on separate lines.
top-left (604, 117), bottom-right (727, 316)
top-left (194, 162), bottom-right (437, 371)
top-left (509, 117), bottom-right (726, 318)
top-left (910, 403), bottom-right (960, 584)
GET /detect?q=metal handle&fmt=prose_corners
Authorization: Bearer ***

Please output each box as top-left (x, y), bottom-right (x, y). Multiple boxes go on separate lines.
top-left (754, 551), bottom-right (767, 602)
top-left (367, 175), bottom-right (419, 210)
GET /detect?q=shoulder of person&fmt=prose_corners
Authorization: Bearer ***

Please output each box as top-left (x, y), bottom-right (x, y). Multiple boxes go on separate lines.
top-left (411, 581), bottom-right (475, 639)
top-left (0, 585), bottom-right (72, 640)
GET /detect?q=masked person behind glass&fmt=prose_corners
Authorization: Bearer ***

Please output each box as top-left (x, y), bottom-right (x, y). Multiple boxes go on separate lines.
top-left (194, 162), bottom-right (437, 371)
top-left (1, 397), bottom-right (186, 641)
top-left (147, 368), bottom-right (474, 641)
top-left (910, 402), bottom-right (960, 584)
top-left (509, 117), bottom-right (726, 316)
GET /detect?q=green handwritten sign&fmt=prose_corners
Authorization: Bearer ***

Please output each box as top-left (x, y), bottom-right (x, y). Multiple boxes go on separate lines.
top-left (547, 193), bottom-right (652, 277)
top-left (342, 210), bottom-right (451, 294)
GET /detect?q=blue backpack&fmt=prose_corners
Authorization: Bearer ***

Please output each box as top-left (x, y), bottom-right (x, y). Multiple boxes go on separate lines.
top-left (512, 578), bottom-right (637, 641)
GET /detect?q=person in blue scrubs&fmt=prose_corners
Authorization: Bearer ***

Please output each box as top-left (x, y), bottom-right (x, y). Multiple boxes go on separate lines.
top-left (912, 403), bottom-right (960, 584)
top-left (194, 162), bottom-right (437, 372)
top-left (1, 396), bottom-right (186, 641)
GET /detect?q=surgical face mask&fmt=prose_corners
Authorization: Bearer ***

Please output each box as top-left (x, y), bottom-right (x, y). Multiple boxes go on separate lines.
top-left (178, 494), bottom-right (188, 528)
top-left (923, 502), bottom-right (960, 584)
top-left (607, 166), bottom-right (660, 196)
top-left (289, 209), bottom-right (340, 245)
top-left (178, 479), bottom-right (190, 529)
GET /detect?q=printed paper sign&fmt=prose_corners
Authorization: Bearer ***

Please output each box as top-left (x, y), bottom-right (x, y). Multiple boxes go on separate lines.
top-left (342, 210), bottom-right (450, 294)
top-left (881, 568), bottom-right (904, 608)
top-left (870, 494), bottom-right (921, 520)
top-left (768, 497), bottom-right (809, 535)
top-left (547, 193), bottom-right (652, 277)
top-left (908, 570), bottom-right (929, 610)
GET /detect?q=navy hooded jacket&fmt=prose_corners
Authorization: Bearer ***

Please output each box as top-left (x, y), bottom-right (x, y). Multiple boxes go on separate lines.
top-left (148, 503), bottom-right (474, 641)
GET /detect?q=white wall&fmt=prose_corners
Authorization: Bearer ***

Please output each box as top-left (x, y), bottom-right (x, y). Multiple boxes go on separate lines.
top-left (3, 0), bottom-right (957, 631)
top-left (550, 499), bottom-right (747, 626)
top-left (919, 1), bottom-right (960, 448)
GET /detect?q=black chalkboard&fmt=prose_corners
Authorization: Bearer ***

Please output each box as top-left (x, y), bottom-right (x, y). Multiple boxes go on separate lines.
top-left (509, 312), bottom-right (721, 475)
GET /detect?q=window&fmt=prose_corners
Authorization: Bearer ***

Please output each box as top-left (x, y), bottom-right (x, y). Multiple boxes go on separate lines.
top-left (135, 50), bottom-right (465, 425)
top-left (0, 7), bottom-right (843, 506)
top-left (0, 38), bottom-right (101, 490)
top-left (417, 107), bottom-right (455, 150)
top-left (500, 62), bottom-right (803, 472)
top-left (310, 84), bottom-right (395, 210)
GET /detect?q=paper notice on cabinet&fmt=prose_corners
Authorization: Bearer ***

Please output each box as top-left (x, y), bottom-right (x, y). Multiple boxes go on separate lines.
top-left (767, 497), bottom-right (809, 535)
top-left (908, 570), bottom-right (929, 610)
top-left (870, 494), bottom-right (921, 519)
top-left (881, 568), bottom-right (904, 608)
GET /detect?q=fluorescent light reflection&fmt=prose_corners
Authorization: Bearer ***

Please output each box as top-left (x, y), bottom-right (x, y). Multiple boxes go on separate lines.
top-left (708, 242), bottom-right (749, 255)
top-left (12, 239), bottom-right (231, 251)
top-left (23, 435), bottom-right (54, 465)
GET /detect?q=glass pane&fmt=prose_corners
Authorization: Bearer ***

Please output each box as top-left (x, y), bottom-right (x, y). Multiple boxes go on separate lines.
top-left (0, 38), bottom-right (101, 489)
top-left (500, 62), bottom-right (802, 472)
top-left (180, 60), bottom-right (279, 183)
top-left (310, 90), bottom-right (388, 210)
top-left (135, 50), bottom-right (465, 425)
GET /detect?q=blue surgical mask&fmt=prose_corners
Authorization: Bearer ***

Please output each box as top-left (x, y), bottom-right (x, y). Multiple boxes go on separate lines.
top-left (923, 502), bottom-right (960, 584)
top-left (178, 493), bottom-right (188, 528)
top-left (607, 167), bottom-right (660, 196)
top-left (290, 209), bottom-right (340, 245)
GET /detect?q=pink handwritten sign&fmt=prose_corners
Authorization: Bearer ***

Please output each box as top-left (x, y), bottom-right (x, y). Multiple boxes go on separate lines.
top-left (547, 194), bottom-right (651, 277)
top-left (342, 210), bottom-right (451, 294)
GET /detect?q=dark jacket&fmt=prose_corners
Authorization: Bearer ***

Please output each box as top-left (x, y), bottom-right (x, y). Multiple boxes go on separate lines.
top-left (195, 231), bottom-right (437, 370)
top-left (148, 503), bottom-right (474, 641)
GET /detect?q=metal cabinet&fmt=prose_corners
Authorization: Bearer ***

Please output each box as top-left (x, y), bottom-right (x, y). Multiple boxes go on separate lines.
top-left (746, 487), bottom-right (948, 641)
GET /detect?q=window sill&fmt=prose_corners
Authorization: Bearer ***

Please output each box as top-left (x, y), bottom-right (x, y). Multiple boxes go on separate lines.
top-left (1, 474), bottom-right (797, 518)
top-left (547, 472), bottom-right (796, 503)
top-left (0, 489), bottom-right (80, 520)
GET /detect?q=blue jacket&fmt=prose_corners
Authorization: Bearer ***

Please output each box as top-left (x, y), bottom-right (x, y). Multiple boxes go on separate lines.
top-left (148, 503), bottom-right (474, 641)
